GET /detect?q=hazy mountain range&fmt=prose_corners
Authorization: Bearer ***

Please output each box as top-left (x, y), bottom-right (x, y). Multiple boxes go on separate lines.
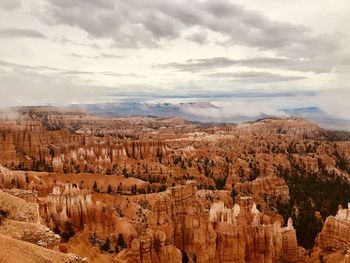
top-left (70, 102), bottom-right (350, 131)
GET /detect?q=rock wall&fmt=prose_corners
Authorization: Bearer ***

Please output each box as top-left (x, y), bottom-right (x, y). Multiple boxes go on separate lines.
top-left (116, 229), bottom-right (182, 263)
top-left (0, 120), bottom-right (169, 174)
top-left (235, 175), bottom-right (290, 202)
top-left (317, 204), bottom-right (350, 254)
top-left (209, 201), bottom-right (303, 263)
top-left (120, 185), bottom-right (305, 263)
top-left (0, 189), bottom-right (39, 223)
top-left (40, 184), bottom-right (118, 236)
top-left (0, 165), bottom-right (27, 189)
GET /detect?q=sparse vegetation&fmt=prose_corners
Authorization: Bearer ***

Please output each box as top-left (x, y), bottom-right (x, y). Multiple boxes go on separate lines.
top-left (276, 161), bottom-right (350, 249)
top-left (0, 209), bottom-right (9, 225)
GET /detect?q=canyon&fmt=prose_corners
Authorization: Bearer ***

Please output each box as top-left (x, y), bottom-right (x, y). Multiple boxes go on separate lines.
top-left (0, 106), bottom-right (350, 262)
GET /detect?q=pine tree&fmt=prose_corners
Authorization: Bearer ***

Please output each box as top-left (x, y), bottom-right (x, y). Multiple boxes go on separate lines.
top-left (117, 233), bottom-right (126, 249)
top-left (100, 238), bottom-right (110, 252)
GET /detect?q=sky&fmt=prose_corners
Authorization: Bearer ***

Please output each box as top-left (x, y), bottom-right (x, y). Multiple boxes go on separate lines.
top-left (0, 0), bottom-right (349, 120)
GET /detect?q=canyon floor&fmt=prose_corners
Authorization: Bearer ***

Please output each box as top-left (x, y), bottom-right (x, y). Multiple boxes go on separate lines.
top-left (0, 106), bottom-right (350, 263)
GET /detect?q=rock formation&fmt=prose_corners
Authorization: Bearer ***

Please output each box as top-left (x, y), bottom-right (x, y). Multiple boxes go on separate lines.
top-left (311, 203), bottom-right (350, 262)
top-left (116, 229), bottom-right (182, 263)
top-left (119, 185), bottom-right (305, 263)
top-left (40, 184), bottom-right (117, 237)
top-left (0, 107), bottom-right (350, 262)
top-left (0, 188), bottom-right (85, 262)
top-left (0, 234), bottom-right (87, 263)
top-left (209, 200), bottom-right (304, 263)
top-left (234, 175), bottom-right (290, 203)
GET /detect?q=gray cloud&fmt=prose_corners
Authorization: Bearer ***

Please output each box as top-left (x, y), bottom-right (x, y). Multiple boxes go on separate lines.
top-left (207, 71), bottom-right (307, 83)
top-left (0, 0), bottom-right (21, 11)
top-left (70, 53), bottom-right (125, 59)
top-left (0, 67), bottom-right (105, 106)
top-left (0, 58), bottom-right (322, 117)
top-left (186, 29), bottom-right (209, 45)
top-left (315, 88), bottom-right (350, 121)
top-left (106, 83), bottom-right (318, 100)
top-left (40, 0), bottom-right (339, 59)
top-left (179, 100), bottom-right (283, 121)
top-left (0, 28), bottom-right (46, 39)
top-left (0, 60), bottom-right (56, 71)
top-left (99, 53), bottom-right (125, 59)
top-left (0, 59), bottom-right (141, 78)
top-left (52, 37), bottom-right (99, 48)
top-left (157, 57), bottom-right (333, 73)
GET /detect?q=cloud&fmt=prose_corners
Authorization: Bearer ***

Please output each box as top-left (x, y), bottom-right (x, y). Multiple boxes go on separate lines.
top-left (0, 0), bottom-right (21, 11)
top-left (158, 57), bottom-right (333, 73)
top-left (0, 59), bottom-right (141, 77)
top-left (1, 57), bottom-right (341, 123)
top-left (0, 28), bottom-right (46, 39)
top-left (0, 66), bottom-right (112, 106)
top-left (315, 88), bottom-right (350, 120)
top-left (52, 37), bottom-right (99, 48)
top-left (206, 71), bottom-right (307, 83)
top-left (70, 53), bottom-right (125, 59)
top-left (0, 60), bottom-right (67, 73)
top-left (179, 100), bottom-right (283, 122)
top-left (39, 0), bottom-right (340, 59)
top-left (99, 53), bottom-right (125, 59)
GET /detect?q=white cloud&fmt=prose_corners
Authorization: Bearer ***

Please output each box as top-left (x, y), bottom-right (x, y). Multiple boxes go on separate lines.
top-left (0, 67), bottom-right (112, 107)
top-left (315, 88), bottom-right (350, 120)
top-left (0, 0), bottom-right (348, 124)
top-left (0, 0), bottom-right (21, 11)
top-left (180, 100), bottom-right (283, 121)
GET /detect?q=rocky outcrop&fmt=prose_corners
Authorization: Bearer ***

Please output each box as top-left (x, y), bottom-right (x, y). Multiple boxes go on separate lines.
top-left (0, 165), bottom-right (27, 190)
top-left (0, 234), bottom-right (86, 263)
top-left (2, 188), bottom-right (38, 203)
top-left (236, 117), bottom-right (326, 139)
top-left (0, 219), bottom-right (60, 249)
top-left (0, 189), bottom-right (62, 249)
top-left (0, 118), bottom-right (169, 174)
top-left (116, 229), bottom-right (182, 263)
top-left (0, 189), bottom-right (39, 223)
top-left (120, 185), bottom-right (305, 263)
top-left (210, 201), bottom-right (304, 263)
top-left (0, 126), bottom-right (19, 165)
top-left (315, 203), bottom-right (350, 257)
top-left (0, 188), bottom-right (86, 261)
top-left (40, 184), bottom-right (117, 236)
top-left (2, 108), bottom-right (350, 262)
top-left (235, 175), bottom-right (290, 202)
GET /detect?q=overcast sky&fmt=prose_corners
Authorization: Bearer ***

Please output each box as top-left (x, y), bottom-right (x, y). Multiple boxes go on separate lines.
top-left (0, 0), bottom-right (349, 119)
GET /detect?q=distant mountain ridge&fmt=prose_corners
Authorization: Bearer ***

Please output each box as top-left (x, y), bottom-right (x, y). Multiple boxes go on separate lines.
top-left (69, 102), bottom-right (350, 131)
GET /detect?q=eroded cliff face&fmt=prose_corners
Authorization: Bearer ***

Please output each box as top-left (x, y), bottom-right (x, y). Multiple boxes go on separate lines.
top-left (116, 185), bottom-right (304, 263)
top-left (208, 199), bottom-right (304, 263)
top-left (40, 184), bottom-right (120, 238)
top-left (0, 188), bottom-right (86, 262)
top-left (0, 118), bottom-right (169, 174)
top-left (310, 204), bottom-right (350, 262)
top-left (234, 175), bottom-right (290, 203)
top-left (1, 111), bottom-right (349, 192)
top-left (116, 229), bottom-right (182, 263)
top-left (1, 108), bottom-right (350, 262)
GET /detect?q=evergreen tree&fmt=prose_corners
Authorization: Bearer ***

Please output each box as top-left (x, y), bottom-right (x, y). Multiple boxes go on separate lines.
top-left (182, 251), bottom-right (189, 263)
top-left (117, 233), bottom-right (126, 249)
top-left (100, 238), bottom-right (110, 252)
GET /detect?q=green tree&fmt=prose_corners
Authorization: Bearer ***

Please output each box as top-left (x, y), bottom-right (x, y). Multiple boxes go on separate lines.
top-left (182, 251), bottom-right (189, 263)
top-left (107, 184), bottom-right (112, 194)
top-left (100, 238), bottom-right (110, 252)
top-left (117, 233), bottom-right (126, 249)
top-left (61, 221), bottom-right (75, 242)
